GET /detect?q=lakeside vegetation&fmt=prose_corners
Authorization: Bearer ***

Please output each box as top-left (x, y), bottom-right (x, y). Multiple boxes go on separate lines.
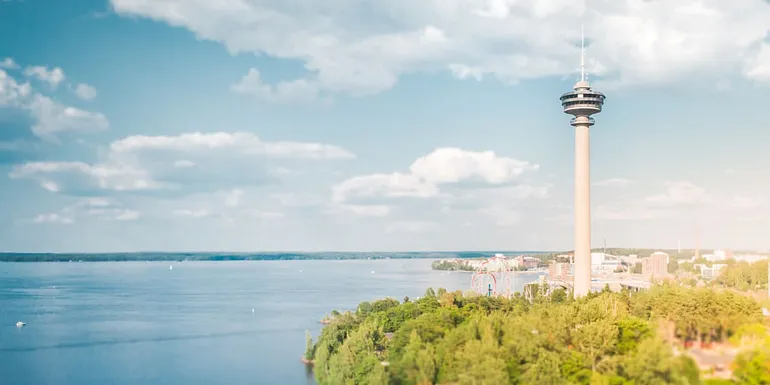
top-left (306, 285), bottom-right (770, 385)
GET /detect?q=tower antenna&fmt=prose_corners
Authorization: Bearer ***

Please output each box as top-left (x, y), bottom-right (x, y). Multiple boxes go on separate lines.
top-left (580, 24), bottom-right (586, 82)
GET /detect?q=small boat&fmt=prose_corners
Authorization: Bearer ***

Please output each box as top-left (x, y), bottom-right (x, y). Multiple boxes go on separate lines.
top-left (16, 321), bottom-right (25, 328)
top-left (169, 265), bottom-right (173, 270)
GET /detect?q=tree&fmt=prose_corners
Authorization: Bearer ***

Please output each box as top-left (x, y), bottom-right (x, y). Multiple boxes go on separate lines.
top-left (304, 330), bottom-right (315, 361)
top-left (733, 348), bottom-right (770, 385)
top-left (631, 263), bottom-right (643, 274)
top-left (573, 319), bottom-right (619, 372)
top-left (622, 338), bottom-right (691, 385)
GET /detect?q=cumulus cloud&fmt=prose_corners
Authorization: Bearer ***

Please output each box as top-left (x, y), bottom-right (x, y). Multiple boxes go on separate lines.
top-left (23, 66), bottom-right (65, 88)
top-left (333, 147), bottom-right (537, 204)
top-left (110, 0), bottom-right (770, 98)
top-left (1, 66), bottom-right (109, 141)
top-left (330, 148), bottom-right (544, 224)
top-left (74, 83), bottom-right (97, 100)
top-left (10, 132), bottom-right (355, 195)
top-left (231, 68), bottom-right (320, 103)
top-left (0, 69), bottom-right (32, 105)
top-left (0, 57), bottom-right (19, 69)
top-left (109, 132), bottom-right (354, 159)
top-left (27, 94), bottom-right (109, 141)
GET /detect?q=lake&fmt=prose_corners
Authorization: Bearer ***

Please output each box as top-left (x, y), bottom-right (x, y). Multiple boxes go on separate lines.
top-left (0, 260), bottom-right (544, 385)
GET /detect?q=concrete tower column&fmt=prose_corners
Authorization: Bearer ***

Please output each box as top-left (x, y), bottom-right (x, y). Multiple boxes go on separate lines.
top-left (574, 123), bottom-right (591, 298)
top-left (560, 28), bottom-right (605, 298)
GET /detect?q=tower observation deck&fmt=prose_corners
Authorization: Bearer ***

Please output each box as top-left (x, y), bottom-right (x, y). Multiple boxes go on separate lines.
top-left (560, 28), bottom-right (606, 298)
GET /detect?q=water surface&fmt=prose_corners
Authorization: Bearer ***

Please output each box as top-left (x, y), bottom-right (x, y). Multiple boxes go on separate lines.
top-left (0, 260), bottom-right (542, 385)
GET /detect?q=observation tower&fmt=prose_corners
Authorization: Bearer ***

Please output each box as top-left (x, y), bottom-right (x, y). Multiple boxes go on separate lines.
top-left (559, 28), bottom-right (606, 298)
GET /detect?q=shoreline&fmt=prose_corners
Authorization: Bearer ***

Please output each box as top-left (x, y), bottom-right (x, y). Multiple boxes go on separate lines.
top-left (0, 251), bottom-right (554, 263)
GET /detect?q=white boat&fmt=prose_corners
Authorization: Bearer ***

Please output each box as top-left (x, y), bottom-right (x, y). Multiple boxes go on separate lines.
top-left (16, 321), bottom-right (25, 328)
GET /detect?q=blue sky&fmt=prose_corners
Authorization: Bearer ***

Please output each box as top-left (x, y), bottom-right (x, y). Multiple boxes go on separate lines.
top-left (1, 0), bottom-right (770, 252)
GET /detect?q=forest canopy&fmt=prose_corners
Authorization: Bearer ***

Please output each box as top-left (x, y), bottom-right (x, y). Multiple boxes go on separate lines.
top-left (307, 284), bottom-right (769, 385)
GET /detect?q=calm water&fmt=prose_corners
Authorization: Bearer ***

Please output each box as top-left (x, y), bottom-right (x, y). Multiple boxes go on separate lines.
top-left (0, 260), bottom-right (543, 385)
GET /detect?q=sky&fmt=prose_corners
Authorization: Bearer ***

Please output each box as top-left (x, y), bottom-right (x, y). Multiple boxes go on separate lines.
top-left (1, 0), bottom-right (770, 253)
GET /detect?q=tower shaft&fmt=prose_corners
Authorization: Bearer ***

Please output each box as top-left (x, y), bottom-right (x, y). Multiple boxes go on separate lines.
top-left (574, 123), bottom-right (592, 298)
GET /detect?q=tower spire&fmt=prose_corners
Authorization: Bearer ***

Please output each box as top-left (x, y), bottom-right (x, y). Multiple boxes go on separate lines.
top-left (580, 24), bottom-right (586, 82)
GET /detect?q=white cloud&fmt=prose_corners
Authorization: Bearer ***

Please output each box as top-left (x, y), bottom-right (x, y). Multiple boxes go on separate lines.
top-left (333, 147), bottom-right (537, 203)
top-left (109, 0), bottom-right (770, 97)
top-left (41, 180), bottom-right (60, 192)
top-left (32, 213), bottom-right (74, 225)
top-left (330, 148), bottom-right (545, 226)
top-left (745, 42), bottom-right (770, 81)
top-left (645, 181), bottom-right (714, 207)
top-left (11, 132), bottom-right (354, 195)
top-left (74, 83), bottom-right (97, 100)
top-left (23, 66), bottom-right (65, 88)
top-left (0, 57), bottom-right (19, 70)
top-left (26, 94), bottom-right (109, 141)
top-left (1, 68), bottom-right (109, 141)
top-left (593, 178), bottom-right (633, 187)
top-left (109, 132), bottom-right (354, 160)
top-left (10, 161), bottom-right (155, 192)
top-left (0, 69), bottom-right (32, 105)
top-left (231, 68), bottom-right (320, 103)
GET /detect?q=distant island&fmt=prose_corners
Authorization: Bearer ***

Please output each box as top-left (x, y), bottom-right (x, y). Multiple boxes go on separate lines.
top-left (0, 251), bottom-right (549, 262)
top-left (307, 285), bottom-right (770, 384)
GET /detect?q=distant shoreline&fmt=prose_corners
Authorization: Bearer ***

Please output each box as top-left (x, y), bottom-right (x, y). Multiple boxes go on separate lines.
top-left (1, 248), bottom-right (753, 262)
top-left (0, 251), bottom-right (552, 263)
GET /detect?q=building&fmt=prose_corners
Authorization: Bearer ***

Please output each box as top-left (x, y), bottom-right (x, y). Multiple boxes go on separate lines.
top-left (591, 252), bottom-right (621, 273)
top-left (701, 264), bottom-right (727, 280)
top-left (549, 262), bottom-right (573, 282)
top-left (702, 250), bottom-right (729, 262)
top-left (514, 255), bottom-right (540, 270)
top-left (642, 251), bottom-right (669, 277)
top-left (560, 29), bottom-right (606, 298)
